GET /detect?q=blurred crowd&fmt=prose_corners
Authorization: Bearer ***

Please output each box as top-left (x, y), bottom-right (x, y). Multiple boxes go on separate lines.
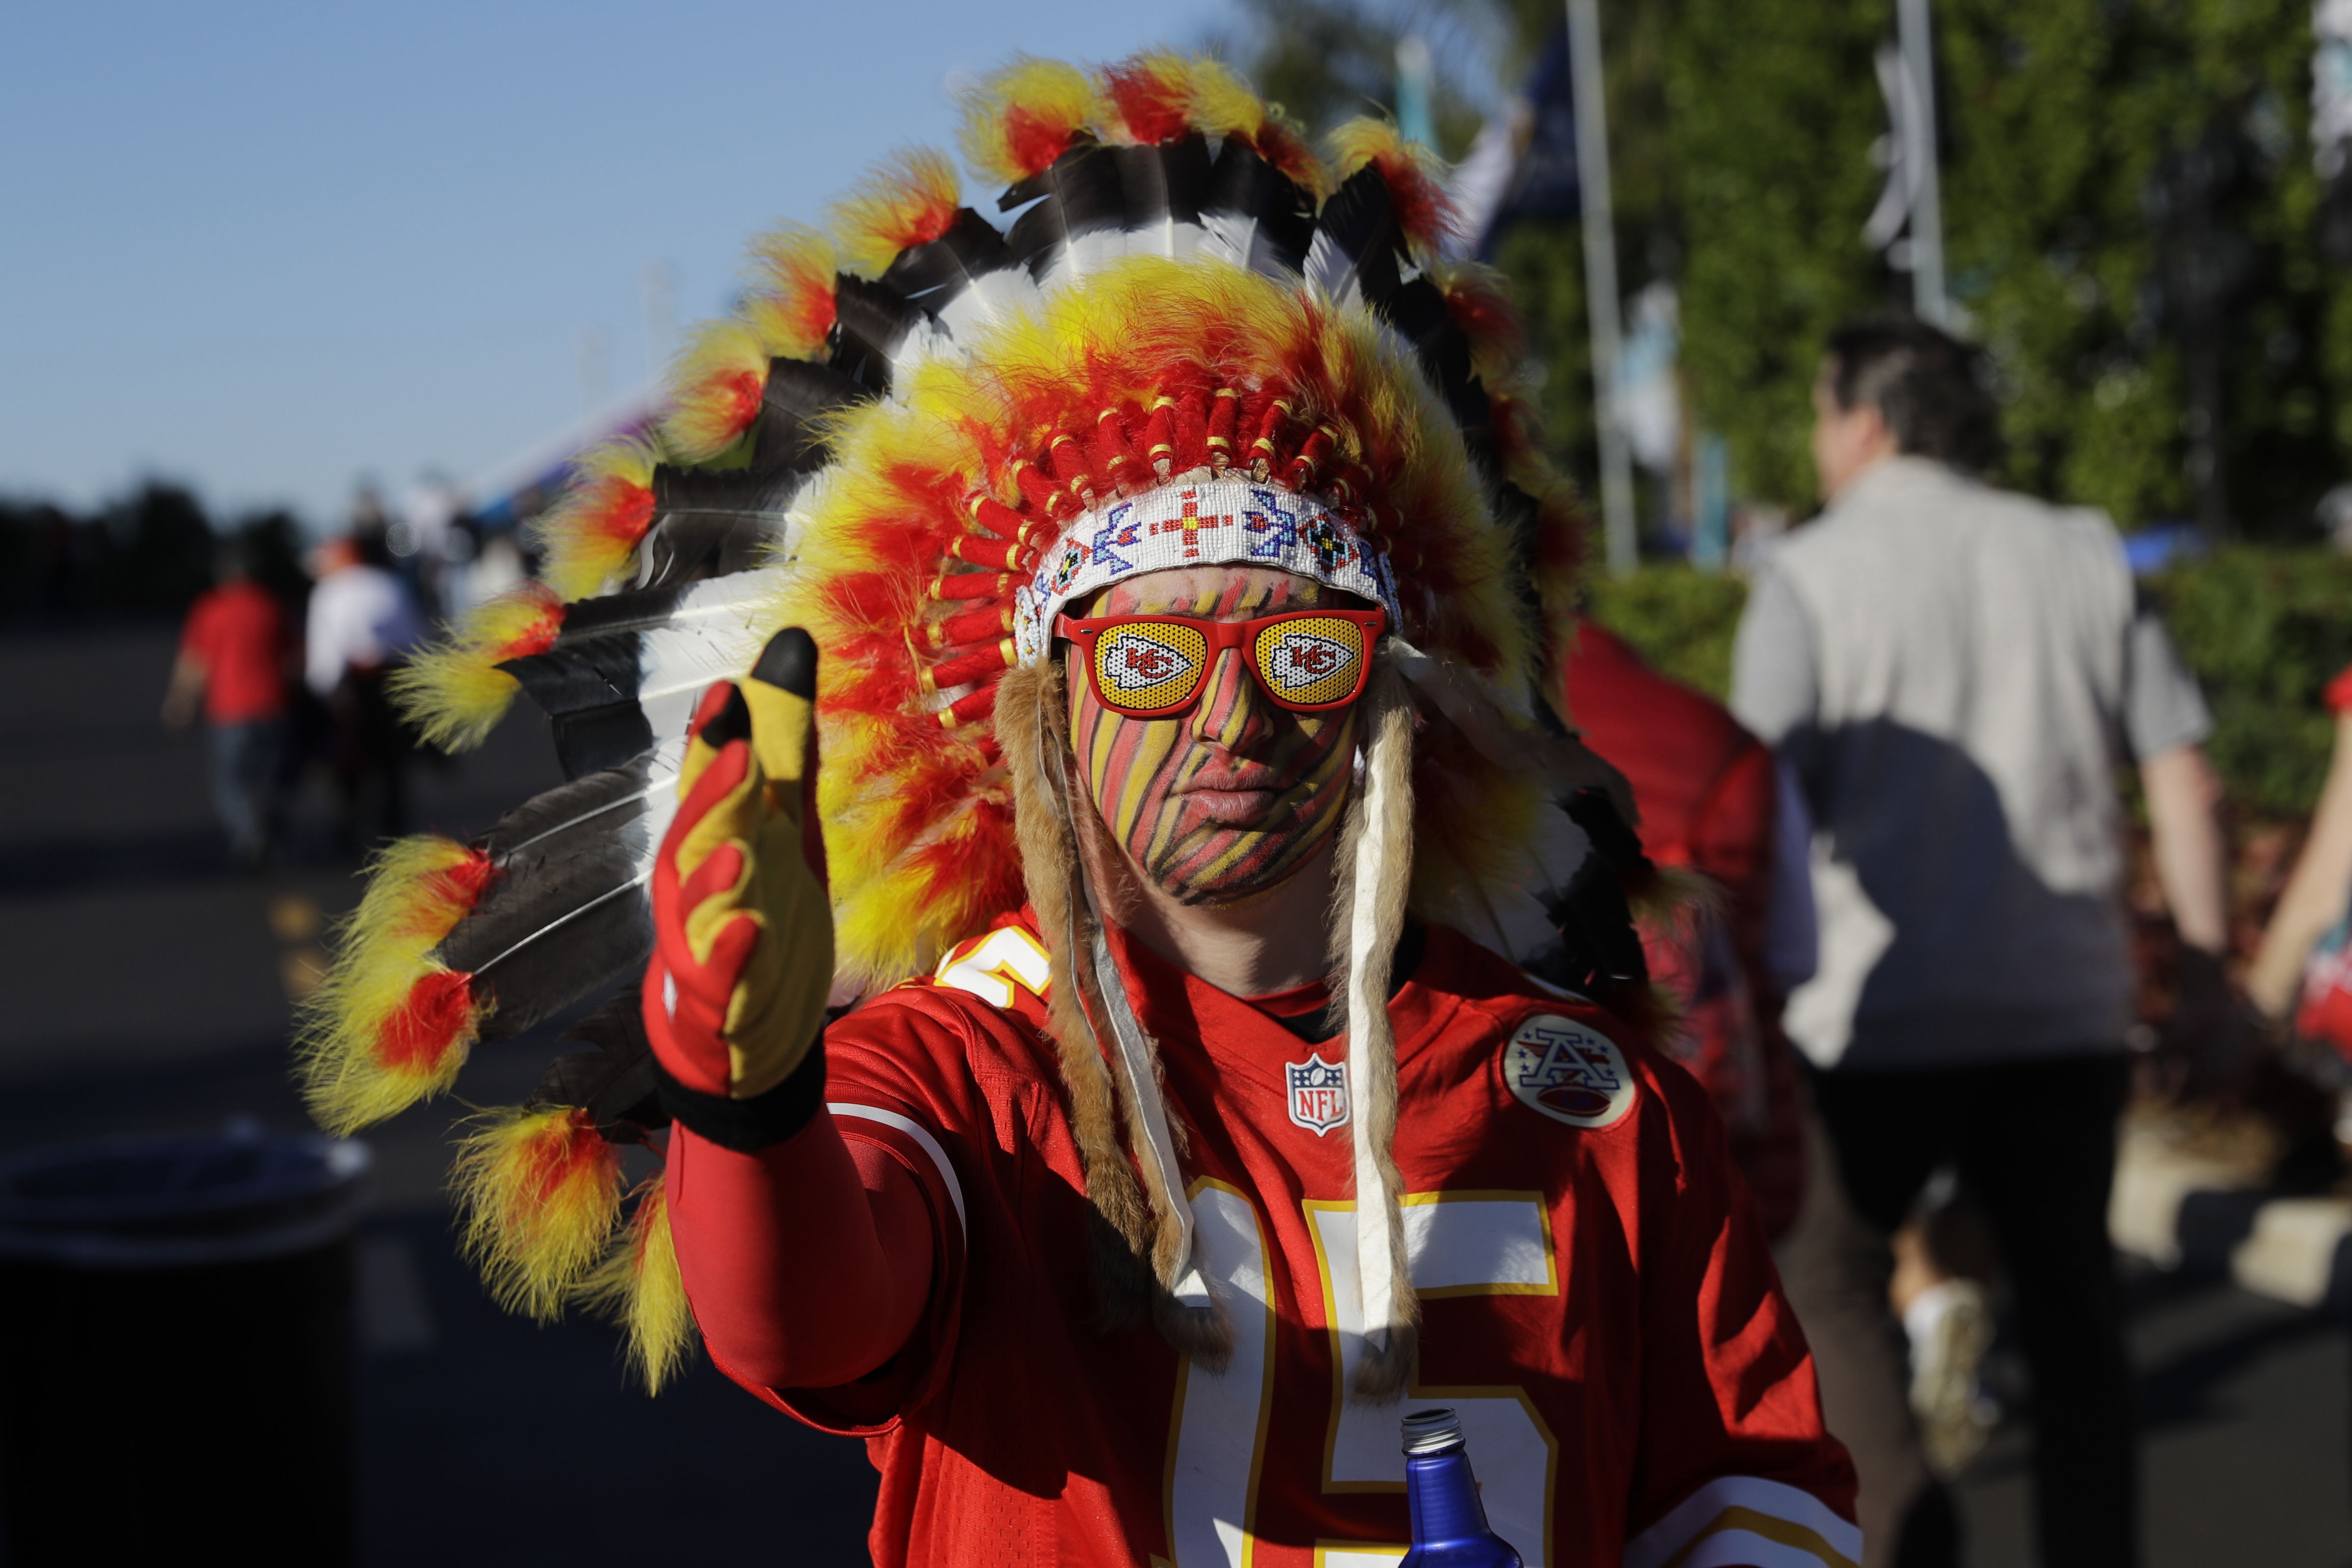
top-left (155, 488), bottom-right (528, 870)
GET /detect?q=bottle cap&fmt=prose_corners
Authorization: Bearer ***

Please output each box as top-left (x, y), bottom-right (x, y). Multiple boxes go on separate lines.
top-left (1400, 1407), bottom-right (1464, 1455)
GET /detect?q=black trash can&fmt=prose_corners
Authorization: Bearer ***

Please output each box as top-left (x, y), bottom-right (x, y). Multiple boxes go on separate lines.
top-left (0, 1129), bottom-right (370, 1565)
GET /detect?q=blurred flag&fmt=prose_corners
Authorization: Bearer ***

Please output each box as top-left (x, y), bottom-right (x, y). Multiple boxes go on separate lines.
top-left (1449, 28), bottom-right (1580, 261)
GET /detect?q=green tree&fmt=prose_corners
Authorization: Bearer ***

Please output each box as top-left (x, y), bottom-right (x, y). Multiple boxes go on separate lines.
top-left (1663, 0), bottom-right (1890, 510)
top-left (1939, 0), bottom-right (2337, 533)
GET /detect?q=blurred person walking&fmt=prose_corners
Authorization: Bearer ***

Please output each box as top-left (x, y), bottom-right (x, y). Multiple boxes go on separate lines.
top-left (162, 539), bottom-right (293, 868)
top-left (1563, 623), bottom-right (1813, 1240)
top-left (1731, 317), bottom-right (2234, 1568)
top-left (305, 531), bottom-right (423, 848)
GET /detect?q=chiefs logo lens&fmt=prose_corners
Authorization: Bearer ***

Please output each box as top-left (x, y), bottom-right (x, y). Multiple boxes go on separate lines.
top-left (1253, 616), bottom-right (1365, 707)
top-left (1094, 623), bottom-right (1208, 713)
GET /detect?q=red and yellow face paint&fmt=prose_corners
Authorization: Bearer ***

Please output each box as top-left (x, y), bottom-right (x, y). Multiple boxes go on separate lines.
top-left (1062, 567), bottom-right (1369, 907)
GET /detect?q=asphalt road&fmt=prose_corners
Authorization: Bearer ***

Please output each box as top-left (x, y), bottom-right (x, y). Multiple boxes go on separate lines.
top-left (0, 619), bottom-right (2343, 1566)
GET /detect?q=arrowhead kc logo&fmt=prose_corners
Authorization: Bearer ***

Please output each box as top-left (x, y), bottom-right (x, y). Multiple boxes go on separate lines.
top-left (1502, 1014), bottom-right (1638, 1129)
top-left (1285, 1052), bottom-right (1350, 1136)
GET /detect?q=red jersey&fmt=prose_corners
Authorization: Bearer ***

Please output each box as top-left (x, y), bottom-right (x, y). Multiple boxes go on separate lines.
top-left (179, 580), bottom-right (290, 723)
top-left (714, 910), bottom-right (1856, 1568)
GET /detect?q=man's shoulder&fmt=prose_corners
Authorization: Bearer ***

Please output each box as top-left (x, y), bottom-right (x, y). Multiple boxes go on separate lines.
top-left (1783, 461), bottom-right (2123, 588)
top-left (1418, 926), bottom-right (1711, 1136)
top-left (832, 915), bottom-right (1059, 1067)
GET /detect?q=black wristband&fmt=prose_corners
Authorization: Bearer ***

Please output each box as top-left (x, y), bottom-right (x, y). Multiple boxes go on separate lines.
top-left (656, 1038), bottom-right (828, 1153)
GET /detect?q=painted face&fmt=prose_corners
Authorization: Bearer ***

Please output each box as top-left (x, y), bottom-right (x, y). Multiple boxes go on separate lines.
top-left (1066, 565), bottom-right (1361, 906)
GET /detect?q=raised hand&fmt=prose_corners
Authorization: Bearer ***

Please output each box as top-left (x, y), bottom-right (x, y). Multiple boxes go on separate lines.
top-left (644, 629), bottom-right (834, 1145)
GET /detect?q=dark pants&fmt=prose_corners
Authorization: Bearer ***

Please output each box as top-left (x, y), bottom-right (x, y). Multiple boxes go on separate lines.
top-left (1780, 1053), bottom-right (2136, 1568)
top-left (207, 716), bottom-right (286, 863)
top-left (328, 669), bottom-right (407, 847)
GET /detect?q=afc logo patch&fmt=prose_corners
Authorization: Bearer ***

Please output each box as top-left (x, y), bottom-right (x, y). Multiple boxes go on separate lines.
top-left (1286, 1052), bottom-right (1350, 1136)
top-left (1502, 1014), bottom-right (1637, 1129)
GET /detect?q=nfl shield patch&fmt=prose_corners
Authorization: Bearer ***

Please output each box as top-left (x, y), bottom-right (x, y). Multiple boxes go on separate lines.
top-left (1285, 1053), bottom-right (1350, 1136)
top-left (1502, 1014), bottom-right (1637, 1129)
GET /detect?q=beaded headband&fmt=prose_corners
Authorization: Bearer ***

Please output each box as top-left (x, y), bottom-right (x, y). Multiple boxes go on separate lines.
top-left (1010, 479), bottom-right (1401, 665)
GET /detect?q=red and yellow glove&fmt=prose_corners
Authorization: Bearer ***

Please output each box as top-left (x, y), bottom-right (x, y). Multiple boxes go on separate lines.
top-left (644, 628), bottom-right (834, 1150)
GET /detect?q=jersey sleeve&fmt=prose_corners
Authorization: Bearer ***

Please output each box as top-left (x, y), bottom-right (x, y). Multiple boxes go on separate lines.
top-left (1622, 1060), bottom-right (1860, 1568)
top-left (686, 989), bottom-right (997, 1435)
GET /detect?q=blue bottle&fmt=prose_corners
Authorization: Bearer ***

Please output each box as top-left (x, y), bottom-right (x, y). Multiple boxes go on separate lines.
top-left (1399, 1408), bottom-right (1524, 1566)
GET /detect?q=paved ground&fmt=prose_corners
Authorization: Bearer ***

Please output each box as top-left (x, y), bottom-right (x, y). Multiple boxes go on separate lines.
top-left (0, 619), bottom-right (2343, 1565)
top-left (0, 622), bottom-right (877, 1564)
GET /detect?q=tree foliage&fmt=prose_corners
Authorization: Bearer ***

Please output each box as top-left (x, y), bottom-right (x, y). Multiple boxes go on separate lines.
top-left (1937, 0), bottom-right (2339, 534)
top-left (2145, 545), bottom-right (2352, 816)
top-left (1229, 0), bottom-right (2349, 537)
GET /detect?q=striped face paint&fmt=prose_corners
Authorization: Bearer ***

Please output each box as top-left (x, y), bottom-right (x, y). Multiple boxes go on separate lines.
top-left (1066, 566), bottom-right (1361, 907)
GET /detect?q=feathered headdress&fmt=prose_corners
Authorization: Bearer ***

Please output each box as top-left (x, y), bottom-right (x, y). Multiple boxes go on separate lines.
top-left (303, 50), bottom-right (1609, 1394)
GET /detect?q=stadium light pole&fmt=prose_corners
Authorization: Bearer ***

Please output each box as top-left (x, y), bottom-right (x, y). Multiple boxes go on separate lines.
top-left (1566, 0), bottom-right (1636, 575)
top-left (1896, 0), bottom-right (1949, 327)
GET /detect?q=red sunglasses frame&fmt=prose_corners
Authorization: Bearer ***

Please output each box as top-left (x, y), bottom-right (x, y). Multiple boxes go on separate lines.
top-left (1054, 608), bottom-right (1390, 718)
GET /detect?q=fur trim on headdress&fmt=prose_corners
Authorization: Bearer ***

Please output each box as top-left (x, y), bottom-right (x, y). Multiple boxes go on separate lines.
top-left (1182, 56), bottom-right (1330, 200)
top-left (390, 581), bottom-right (564, 753)
top-left (997, 663), bottom-right (1156, 1263)
top-left (452, 1103), bottom-right (622, 1321)
top-left (531, 436), bottom-right (660, 602)
top-left (1099, 50), bottom-right (1196, 146)
top-left (581, 1174), bottom-right (696, 1394)
top-left (1327, 118), bottom-right (1457, 258)
top-left (295, 836), bottom-right (495, 1133)
top-left (959, 56), bottom-right (1101, 184)
top-left (1327, 655), bottom-right (1420, 1400)
top-left (661, 318), bottom-right (772, 464)
top-left (997, 661), bottom-right (1235, 1367)
top-left (743, 222), bottom-right (840, 362)
top-left (829, 148), bottom-right (962, 276)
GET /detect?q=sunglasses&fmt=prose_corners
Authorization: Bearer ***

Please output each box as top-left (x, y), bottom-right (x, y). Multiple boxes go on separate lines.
top-left (1055, 608), bottom-right (1389, 719)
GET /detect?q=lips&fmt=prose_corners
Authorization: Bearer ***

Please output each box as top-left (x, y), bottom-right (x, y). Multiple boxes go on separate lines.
top-left (1175, 756), bottom-right (1292, 826)
top-left (1180, 786), bottom-right (1283, 827)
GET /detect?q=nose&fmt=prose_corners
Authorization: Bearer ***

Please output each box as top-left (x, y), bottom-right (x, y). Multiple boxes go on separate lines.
top-left (1189, 645), bottom-right (1272, 751)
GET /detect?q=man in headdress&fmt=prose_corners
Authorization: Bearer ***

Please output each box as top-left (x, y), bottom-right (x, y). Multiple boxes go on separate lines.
top-left (310, 54), bottom-right (1857, 1568)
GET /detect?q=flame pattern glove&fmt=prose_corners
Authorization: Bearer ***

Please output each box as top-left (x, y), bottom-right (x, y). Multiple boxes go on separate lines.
top-left (644, 628), bottom-right (835, 1152)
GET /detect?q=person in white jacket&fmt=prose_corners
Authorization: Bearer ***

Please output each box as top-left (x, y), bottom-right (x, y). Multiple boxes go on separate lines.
top-left (305, 531), bottom-right (423, 846)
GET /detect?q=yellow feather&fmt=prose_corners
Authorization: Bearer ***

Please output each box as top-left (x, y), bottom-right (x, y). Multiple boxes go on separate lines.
top-left (1183, 56), bottom-right (1266, 142)
top-left (741, 222), bottom-right (839, 362)
top-left (828, 148), bottom-right (961, 277)
top-left (388, 583), bottom-right (563, 753)
top-left (295, 836), bottom-right (490, 1133)
top-left (452, 1104), bottom-right (623, 1322)
top-left (956, 56), bottom-right (1101, 186)
top-left (659, 318), bottom-right (771, 463)
top-left (532, 435), bottom-right (661, 602)
top-left (580, 1176), bottom-right (696, 1394)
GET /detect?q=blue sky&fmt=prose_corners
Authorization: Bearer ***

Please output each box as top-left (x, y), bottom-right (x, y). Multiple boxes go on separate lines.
top-left (0, 2), bottom-right (1259, 530)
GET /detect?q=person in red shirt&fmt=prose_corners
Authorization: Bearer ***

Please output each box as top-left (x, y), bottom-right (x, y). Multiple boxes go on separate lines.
top-left (164, 541), bottom-right (292, 866)
top-left (304, 54), bottom-right (1857, 1567)
top-left (1562, 624), bottom-right (1809, 1239)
